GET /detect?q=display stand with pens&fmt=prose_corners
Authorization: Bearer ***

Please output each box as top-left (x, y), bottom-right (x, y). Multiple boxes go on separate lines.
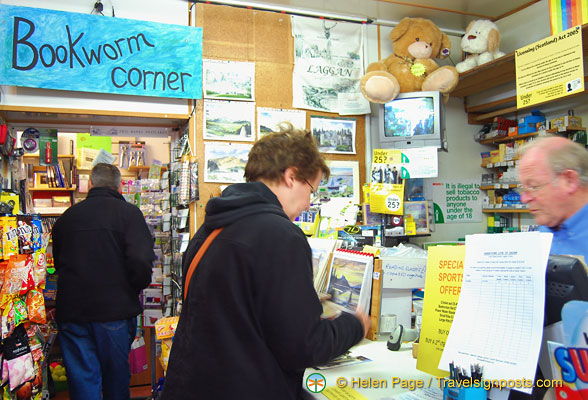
top-left (443, 363), bottom-right (488, 400)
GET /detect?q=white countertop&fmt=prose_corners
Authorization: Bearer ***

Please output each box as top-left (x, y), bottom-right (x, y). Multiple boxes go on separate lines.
top-left (303, 338), bottom-right (439, 400)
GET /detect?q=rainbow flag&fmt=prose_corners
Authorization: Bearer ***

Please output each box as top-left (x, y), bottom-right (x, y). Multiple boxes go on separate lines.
top-left (549, 0), bottom-right (588, 34)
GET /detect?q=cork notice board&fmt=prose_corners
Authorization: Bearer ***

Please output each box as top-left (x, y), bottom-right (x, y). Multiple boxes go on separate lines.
top-left (194, 3), bottom-right (366, 228)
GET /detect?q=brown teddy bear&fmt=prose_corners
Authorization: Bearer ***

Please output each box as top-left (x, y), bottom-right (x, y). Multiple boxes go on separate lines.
top-left (360, 17), bottom-right (459, 104)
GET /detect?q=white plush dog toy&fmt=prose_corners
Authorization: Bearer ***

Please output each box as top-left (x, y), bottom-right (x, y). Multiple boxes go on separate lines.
top-left (456, 20), bottom-right (505, 73)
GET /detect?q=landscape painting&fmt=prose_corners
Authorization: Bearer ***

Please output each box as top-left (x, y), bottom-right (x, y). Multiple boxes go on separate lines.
top-left (310, 116), bottom-right (356, 154)
top-left (204, 100), bottom-right (255, 141)
top-left (203, 59), bottom-right (255, 101)
top-left (326, 253), bottom-right (370, 313)
top-left (204, 142), bottom-right (252, 183)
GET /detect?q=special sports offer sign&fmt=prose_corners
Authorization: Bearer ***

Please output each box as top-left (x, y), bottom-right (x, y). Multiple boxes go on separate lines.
top-left (0, 4), bottom-right (202, 99)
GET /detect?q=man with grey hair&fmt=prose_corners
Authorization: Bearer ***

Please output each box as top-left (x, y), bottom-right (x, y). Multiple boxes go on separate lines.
top-left (52, 163), bottom-right (155, 400)
top-left (518, 135), bottom-right (588, 259)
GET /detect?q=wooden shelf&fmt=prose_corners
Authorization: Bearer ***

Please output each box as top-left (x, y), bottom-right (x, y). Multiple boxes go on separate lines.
top-left (23, 154), bottom-right (75, 160)
top-left (546, 126), bottom-right (586, 134)
top-left (0, 105), bottom-right (189, 130)
top-left (483, 208), bottom-right (529, 213)
top-left (128, 166), bottom-right (168, 172)
top-left (480, 184), bottom-right (519, 190)
top-left (35, 207), bottom-right (69, 215)
top-left (29, 187), bottom-right (76, 192)
top-left (452, 24), bottom-right (588, 123)
top-left (481, 160), bottom-right (517, 168)
top-left (479, 132), bottom-right (538, 145)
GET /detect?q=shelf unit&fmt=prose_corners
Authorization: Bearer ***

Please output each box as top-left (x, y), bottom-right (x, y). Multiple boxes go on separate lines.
top-left (451, 24), bottom-right (588, 124)
top-left (478, 132), bottom-right (531, 232)
top-left (24, 154), bottom-right (77, 216)
top-left (483, 208), bottom-right (529, 213)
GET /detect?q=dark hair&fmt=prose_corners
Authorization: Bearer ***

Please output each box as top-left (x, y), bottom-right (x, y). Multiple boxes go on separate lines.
top-left (90, 163), bottom-right (121, 190)
top-left (244, 122), bottom-right (329, 183)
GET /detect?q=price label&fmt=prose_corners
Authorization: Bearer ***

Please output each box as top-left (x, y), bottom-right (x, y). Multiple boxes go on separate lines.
top-left (385, 194), bottom-right (402, 212)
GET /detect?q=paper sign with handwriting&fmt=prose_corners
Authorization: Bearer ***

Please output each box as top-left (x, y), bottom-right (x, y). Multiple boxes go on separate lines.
top-left (381, 257), bottom-right (426, 288)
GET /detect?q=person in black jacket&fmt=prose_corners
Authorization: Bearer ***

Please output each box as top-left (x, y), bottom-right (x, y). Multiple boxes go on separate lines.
top-left (52, 163), bottom-right (154, 400)
top-left (162, 123), bottom-right (370, 400)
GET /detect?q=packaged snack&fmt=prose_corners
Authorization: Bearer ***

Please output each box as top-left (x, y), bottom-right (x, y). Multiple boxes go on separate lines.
top-left (31, 253), bottom-right (46, 290)
top-left (25, 290), bottom-right (45, 325)
top-left (1, 303), bottom-right (15, 339)
top-left (0, 255), bottom-right (31, 309)
top-left (1, 358), bottom-right (7, 387)
top-left (12, 298), bottom-right (28, 327)
top-left (4, 325), bottom-right (35, 391)
top-left (0, 260), bottom-right (9, 289)
top-left (1, 218), bottom-right (18, 260)
top-left (16, 216), bottom-right (34, 255)
top-left (30, 216), bottom-right (42, 253)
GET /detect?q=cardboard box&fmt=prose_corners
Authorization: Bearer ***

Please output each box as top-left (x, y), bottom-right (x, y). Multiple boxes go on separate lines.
top-left (480, 152), bottom-right (491, 166)
top-left (550, 115), bottom-right (582, 130)
top-left (518, 112), bottom-right (546, 134)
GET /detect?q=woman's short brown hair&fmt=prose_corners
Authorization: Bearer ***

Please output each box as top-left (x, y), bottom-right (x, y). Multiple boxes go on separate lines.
top-left (244, 122), bottom-right (330, 184)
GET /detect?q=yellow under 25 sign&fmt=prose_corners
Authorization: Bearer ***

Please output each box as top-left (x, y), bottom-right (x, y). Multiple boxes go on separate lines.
top-left (369, 182), bottom-right (404, 215)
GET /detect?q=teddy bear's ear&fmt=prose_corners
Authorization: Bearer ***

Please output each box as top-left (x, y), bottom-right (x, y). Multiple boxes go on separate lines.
top-left (390, 17), bottom-right (412, 42)
top-left (487, 28), bottom-right (500, 52)
top-left (464, 20), bottom-right (476, 35)
top-left (437, 32), bottom-right (451, 59)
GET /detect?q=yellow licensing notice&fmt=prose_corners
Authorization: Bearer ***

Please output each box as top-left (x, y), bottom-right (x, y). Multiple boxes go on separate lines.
top-left (515, 25), bottom-right (584, 108)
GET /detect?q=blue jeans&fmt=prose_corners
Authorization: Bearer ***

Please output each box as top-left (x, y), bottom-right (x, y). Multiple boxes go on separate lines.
top-left (58, 318), bottom-right (137, 400)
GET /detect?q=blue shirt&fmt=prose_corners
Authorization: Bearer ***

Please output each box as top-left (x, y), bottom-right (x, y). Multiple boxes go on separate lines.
top-left (539, 201), bottom-right (588, 260)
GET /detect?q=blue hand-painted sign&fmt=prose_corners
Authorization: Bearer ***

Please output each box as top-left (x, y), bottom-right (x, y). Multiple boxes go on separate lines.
top-left (0, 4), bottom-right (202, 99)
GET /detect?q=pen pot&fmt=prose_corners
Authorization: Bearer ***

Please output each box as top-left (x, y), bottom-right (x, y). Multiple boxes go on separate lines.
top-left (443, 381), bottom-right (487, 400)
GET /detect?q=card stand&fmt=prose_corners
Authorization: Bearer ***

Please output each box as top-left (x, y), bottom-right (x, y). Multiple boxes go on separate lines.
top-left (443, 384), bottom-right (487, 400)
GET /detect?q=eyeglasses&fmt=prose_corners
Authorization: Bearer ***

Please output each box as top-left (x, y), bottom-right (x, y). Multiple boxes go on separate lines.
top-left (516, 176), bottom-right (559, 195)
top-left (303, 178), bottom-right (318, 199)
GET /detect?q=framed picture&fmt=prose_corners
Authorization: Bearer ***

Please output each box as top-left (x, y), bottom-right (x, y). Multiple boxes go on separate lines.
top-left (403, 201), bottom-right (429, 234)
top-left (320, 160), bottom-right (360, 204)
top-left (33, 171), bottom-right (49, 188)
